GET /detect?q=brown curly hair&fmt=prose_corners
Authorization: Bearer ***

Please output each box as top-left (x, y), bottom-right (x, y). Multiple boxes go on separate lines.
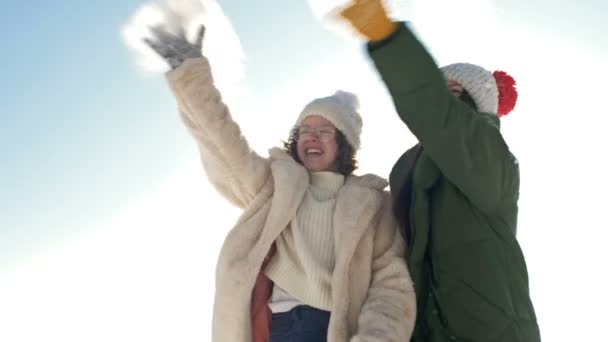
top-left (283, 127), bottom-right (358, 176)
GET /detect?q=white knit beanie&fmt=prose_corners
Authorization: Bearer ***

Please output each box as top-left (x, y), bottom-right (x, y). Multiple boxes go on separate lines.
top-left (441, 63), bottom-right (498, 114)
top-left (440, 63), bottom-right (518, 117)
top-left (295, 90), bottom-right (363, 150)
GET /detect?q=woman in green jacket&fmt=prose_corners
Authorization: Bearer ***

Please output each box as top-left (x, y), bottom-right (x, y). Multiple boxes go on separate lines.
top-left (339, 1), bottom-right (541, 341)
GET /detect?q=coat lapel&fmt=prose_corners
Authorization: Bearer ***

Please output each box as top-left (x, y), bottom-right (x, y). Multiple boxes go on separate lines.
top-left (333, 174), bottom-right (387, 256)
top-left (327, 174), bottom-right (389, 340)
top-left (259, 148), bottom-right (309, 246)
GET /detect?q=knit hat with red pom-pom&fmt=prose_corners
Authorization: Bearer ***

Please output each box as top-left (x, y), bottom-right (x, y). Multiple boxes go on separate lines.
top-left (440, 63), bottom-right (518, 117)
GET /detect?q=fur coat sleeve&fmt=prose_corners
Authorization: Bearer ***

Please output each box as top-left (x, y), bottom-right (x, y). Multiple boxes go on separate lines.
top-left (165, 57), bottom-right (271, 208)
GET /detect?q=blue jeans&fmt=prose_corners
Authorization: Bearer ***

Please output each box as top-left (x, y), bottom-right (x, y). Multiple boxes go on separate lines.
top-left (269, 305), bottom-right (331, 342)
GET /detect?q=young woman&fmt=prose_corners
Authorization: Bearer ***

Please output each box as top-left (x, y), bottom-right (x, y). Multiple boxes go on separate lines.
top-left (339, 1), bottom-right (541, 341)
top-left (143, 25), bottom-right (416, 342)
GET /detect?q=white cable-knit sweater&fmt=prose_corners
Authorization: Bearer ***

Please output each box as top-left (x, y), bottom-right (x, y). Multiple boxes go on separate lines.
top-left (266, 172), bottom-right (345, 312)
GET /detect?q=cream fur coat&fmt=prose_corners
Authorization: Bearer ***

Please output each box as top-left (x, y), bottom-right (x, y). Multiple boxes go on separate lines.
top-left (166, 57), bottom-right (416, 342)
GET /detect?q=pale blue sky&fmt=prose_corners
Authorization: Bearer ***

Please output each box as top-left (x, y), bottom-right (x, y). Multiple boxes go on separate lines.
top-left (0, 0), bottom-right (355, 266)
top-left (1, 1), bottom-right (607, 340)
top-left (2, 0), bottom-right (186, 263)
top-left (2, 1), bottom-right (606, 264)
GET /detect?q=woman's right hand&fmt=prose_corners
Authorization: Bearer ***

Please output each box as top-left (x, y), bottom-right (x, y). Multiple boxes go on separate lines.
top-left (143, 25), bottom-right (206, 70)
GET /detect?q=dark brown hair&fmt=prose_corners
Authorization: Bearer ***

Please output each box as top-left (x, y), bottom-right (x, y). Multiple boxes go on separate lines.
top-left (283, 127), bottom-right (358, 176)
top-left (459, 89), bottom-right (479, 111)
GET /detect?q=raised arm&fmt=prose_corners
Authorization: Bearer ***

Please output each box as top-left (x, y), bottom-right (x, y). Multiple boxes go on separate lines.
top-left (146, 25), bottom-right (270, 208)
top-left (341, 2), bottom-right (519, 215)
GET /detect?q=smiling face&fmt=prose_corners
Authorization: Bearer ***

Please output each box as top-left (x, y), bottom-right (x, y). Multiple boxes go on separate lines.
top-left (296, 115), bottom-right (339, 172)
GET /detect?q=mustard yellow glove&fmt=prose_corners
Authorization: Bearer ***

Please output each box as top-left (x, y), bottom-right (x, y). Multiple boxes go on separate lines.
top-left (340, 0), bottom-right (398, 42)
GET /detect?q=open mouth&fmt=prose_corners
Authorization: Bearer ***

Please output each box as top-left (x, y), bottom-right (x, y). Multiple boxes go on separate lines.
top-left (305, 148), bottom-right (323, 156)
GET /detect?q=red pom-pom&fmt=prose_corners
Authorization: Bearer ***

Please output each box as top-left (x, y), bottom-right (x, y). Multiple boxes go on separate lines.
top-left (493, 70), bottom-right (518, 117)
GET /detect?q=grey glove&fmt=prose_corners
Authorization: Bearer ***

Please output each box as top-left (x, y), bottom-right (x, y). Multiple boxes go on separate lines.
top-left (144, 25), bottom-right (205, 69)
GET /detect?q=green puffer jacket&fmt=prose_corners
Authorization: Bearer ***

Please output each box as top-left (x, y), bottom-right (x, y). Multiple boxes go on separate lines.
top-left (367, 23), bottom-right (541, 342)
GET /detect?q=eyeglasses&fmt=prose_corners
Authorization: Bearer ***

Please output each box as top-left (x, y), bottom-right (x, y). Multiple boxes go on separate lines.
top-left (297, 126), bottom-right (336, 142)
